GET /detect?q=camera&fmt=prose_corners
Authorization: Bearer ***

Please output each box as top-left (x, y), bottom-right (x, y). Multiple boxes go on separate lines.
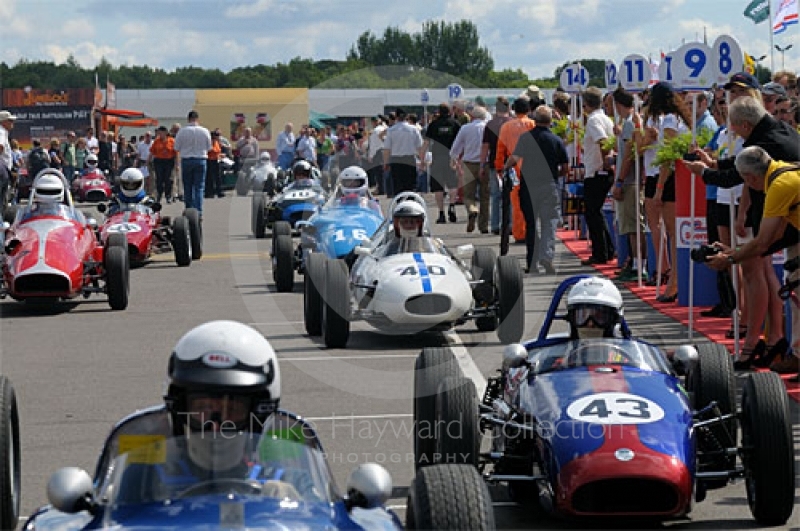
top-left (690, 244), bottom-right (721, 263)
top-left (682, 152), bottom-right (700, 162)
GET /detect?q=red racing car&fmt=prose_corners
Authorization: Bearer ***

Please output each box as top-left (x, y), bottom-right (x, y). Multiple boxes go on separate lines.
top-left (96, 200), bottom-right (202, 267)
top-left (0, 170), bottom-right (129, 310)
top-left (71, 167), bottom-right (113, 203)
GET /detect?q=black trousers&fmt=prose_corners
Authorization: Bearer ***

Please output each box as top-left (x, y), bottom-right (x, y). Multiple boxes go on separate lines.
top-left (153, 158), bottom-right (175, 200)
top-left (583, 174), bottom-right (615, 261)
top-left (390, 156), bottom-right (416, 196)
top-left (205, 160), bottom-right (221, 197)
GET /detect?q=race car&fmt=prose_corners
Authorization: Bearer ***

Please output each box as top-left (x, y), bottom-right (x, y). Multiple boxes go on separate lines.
top-left (412, 274), bottom-right (795, 525)
top-left (96, 200), bottom-right (202, 267)
top-left (251, 161), bottom-right (326, 238)
top-left (71, 168), bottom-right (112, 203)
top-left (0, 170), bottom-right (130, 310)
top-left (0, 375), bottom-right (20, 531)
top-left (22, 405), bottom-right (493, 530)
top-left (303, 192), bottom-right (525, 347)
top-left (271, 167), bottom-right (384, 293)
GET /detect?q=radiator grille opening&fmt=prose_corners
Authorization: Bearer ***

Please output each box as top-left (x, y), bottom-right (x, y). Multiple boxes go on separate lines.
top-left (15, 274), bottom-right (70, 294)
top-left (405, 294), bottom-right (451, 315)
top-left (572, 478), bottom-right (679, 514)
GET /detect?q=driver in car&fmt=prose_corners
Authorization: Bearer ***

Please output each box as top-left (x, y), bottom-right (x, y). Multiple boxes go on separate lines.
top-left (334, 166), bottom-right (380, 212)
top-left (21, 171), bottom-right (81, 222)
top-left (107, 168), bottom-right (155, 215)
top-left (383, 200), bottom-right (427, 254)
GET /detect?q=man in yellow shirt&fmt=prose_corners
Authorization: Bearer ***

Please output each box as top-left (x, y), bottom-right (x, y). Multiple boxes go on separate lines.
top-left (706, 146), bottom-right (800, 379)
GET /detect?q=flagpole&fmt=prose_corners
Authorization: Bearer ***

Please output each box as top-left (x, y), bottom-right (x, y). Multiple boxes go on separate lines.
top-left (769, 0), bottom-right (776, 72)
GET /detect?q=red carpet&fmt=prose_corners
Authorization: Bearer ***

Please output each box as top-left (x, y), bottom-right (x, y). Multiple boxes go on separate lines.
top-left (557, 229), bottom-right (800, 402)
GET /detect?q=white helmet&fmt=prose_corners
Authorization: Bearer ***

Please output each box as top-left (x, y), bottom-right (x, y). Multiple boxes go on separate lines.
top-left (337, 166), bottom-right (369, 198)
top-left (32, 171), bottom-right (66, 205)
top-left (119, 167), bottom-right (145, 200)
top-left (566, 277), bottom-right (623, 339)
top-left (86, 153), bottom-right (98, 169)
top-left (392, 200), bottom-right (426, 238)
top-left (259, 151), bottom-right (272, 163)
top-left (165, 321), bottom-right (281, 471)
top-left (292, 159), bottom-right (312, 181)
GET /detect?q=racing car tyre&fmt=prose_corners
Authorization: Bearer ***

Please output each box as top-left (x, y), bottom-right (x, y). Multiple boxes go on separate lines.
top-left (183, 208), bottom-right (203, 260)
top-left (0, 376), bottom-right (20, 531)
top-left (105, 246), bottom-right (129, 310)
top-left (273, 220), bottom-right (291, 238)
top-left (322, 258), bottom-right (350, 348)
top-left (687, 342), bottom-right (737, 489)
top-left (235, 171), bottom-right (250, 196)
top-left (252, 193), bottom-right (267, 238)
top-left (304, 252), bottom-right (325, 336)
top-left (2, 205), bottom-right (17, 225)
top-left (172, 216), bottom-right (192, 267)
top-left (740, 372), bottom-right (794, 526)
top-left (413, 347), bottom-right (463, 470)
top-left (435, 376), bottom-right (479, 467)
top-left (495, 255), bottom-right (525, 344)
top-left (471, 247), bottom-right (498, 332)
top-left (406, 464), bottom-right (494, 530)
top-left (273, 234), bottom-right (295, 293)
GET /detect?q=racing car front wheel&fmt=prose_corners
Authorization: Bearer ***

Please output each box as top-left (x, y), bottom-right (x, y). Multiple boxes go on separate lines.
top-left (435, 376), bottom-right (479, 467)
top-left (183, 208), bottom-right (203, 260)
top-left (471, 248), bottom-right (498, 332)
top-left (171, 216), bottom-right (192, 267)
top-left (322, 258), bottom-right (350, 348)
top-left (2, 205), bottom-right (17, 225)
top-left (495, 255), bottom-right (524, 344)
top-left (105, 246), bottom-right (129, 310)
top-left (740, 372), bottom-right (794, 526)
top-left (304, 252), bottom-right (326, 336)
top-left (413, 347), bottom-right (462, 470)
top-left (272, 234), bottom-right (295, 292)
top-left (0, 376), bottom-right (20, 531)
top-left (406, 464), bottom-right (494, 530)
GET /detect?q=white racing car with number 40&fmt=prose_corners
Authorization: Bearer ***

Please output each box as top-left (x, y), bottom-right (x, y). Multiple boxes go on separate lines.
top-left (303, 193), bottom-right (525, 348)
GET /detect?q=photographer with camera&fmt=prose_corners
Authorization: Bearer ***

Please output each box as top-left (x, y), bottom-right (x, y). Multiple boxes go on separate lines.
top-left (704, 146), bottom-right (800, 380)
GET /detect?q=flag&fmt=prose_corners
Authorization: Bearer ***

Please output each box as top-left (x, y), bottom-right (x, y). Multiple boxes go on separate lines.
top-left (744, 0), bottom-right (770, 24)
top-left (106, 80), bottom-right (116, 109)
top-left (773, 0), bottom-right (798, 34)
top-left (744, 53), bottom-right (757, 74)
top-left (93, 72), bottom-right (103, 108)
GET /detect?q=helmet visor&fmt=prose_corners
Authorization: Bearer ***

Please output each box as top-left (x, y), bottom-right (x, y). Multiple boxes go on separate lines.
top-left (571, 304), bottom-right (617, 328)
top-left (340, 178), bottom-right (364, 189)
top-left (121, 180), bottom-right (141, 191)
top-left (185, 393), bottom-right (252, 432)
top-left (36, 186), bottom-right (63, 198)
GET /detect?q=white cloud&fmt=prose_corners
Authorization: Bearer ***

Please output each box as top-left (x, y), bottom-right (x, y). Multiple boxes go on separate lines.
top-left (225, 0), bottom-right (276, 18)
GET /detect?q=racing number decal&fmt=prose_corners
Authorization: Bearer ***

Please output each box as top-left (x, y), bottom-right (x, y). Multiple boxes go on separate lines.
top-left (333, 228), bottom-right (368, 242)
top-left (107, 223), bottom-right (141, 233)
top-left (399, 265), bottom-right (445, 276)
top-left (566, 392), bottom-right (664, 424)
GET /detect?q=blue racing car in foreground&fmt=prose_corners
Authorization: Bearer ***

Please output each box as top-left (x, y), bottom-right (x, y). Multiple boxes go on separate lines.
top-left (23, 406), bottom-right (493, 530)
top-left (413, 275), bottom-right (795, 525)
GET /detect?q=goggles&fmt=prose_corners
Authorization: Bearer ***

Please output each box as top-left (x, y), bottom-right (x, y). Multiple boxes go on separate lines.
top-left (570, 304), bottom-right (617, 328)
top-left (185, 393), bottom-right (252, 432)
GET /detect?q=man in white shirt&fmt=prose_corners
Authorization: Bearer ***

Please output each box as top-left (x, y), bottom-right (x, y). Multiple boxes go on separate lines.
top-left (367, 116), bottom-right (387, 193)
top-left (0, 110), bottom-right (15, 219)
top-left (450, 105), bottom-right (489, 233)
top-left (174, 110), bottom-right (212, 217)
top-left (137, 131), bottom-right (153, 192)
top-left (85, 127), bottom-right (99, 154)
top-left (296, 126), bottom-right (316, 164)
top-left (275, 123), bottom-right (295, 171)
top-left (581, 87), bottom-right (616, 265)
top-left (383, 108), bottom-right (424, 196)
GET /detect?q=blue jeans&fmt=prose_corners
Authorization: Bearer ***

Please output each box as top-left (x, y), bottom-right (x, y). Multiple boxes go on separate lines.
top-left (182, 158), bottom-right (207, 215)
top-left (277, 151), bottom-right (294, 171)
top-left (383, 168), bottom-right (394, 197)
top-left (489, 169), bottom-right (501, 232)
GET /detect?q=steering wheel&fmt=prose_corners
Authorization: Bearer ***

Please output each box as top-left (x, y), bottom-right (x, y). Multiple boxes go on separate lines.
top-left (175, 478), bottom-right (263, 498)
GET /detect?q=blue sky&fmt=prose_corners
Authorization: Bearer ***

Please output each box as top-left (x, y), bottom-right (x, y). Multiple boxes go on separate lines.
top-left (1, 0), bottom-right (796, 81)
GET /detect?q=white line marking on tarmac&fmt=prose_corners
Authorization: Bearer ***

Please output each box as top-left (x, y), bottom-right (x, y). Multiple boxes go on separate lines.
top-left (443, 330), bottom-right (487, 397)
top-left (303, 413), bottom-right (412, 422)
top-left (281, 354), bottom-right (417, 361)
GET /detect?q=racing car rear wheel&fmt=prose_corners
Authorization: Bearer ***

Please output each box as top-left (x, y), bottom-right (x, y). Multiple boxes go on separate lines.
top-left (172, 216), bottom-right (192, 267)
top-left (105, 246), bottom-right (129, 310)
top-left (235, 171), bottom-right (250, 196)
top-left (322, 258), bottom-right (350, 348)
top-left (495, 255), bottom-right (524, 344)
top-left (687, 342), bottom-right (737, 489)
top-left (252, 193), bottom-right (267, 238)
top-left (304, 252), bottom-right (325, 336)
top-left (471, 247), bottom-right (498, 332)
top-left (435, 376), bottom-right (479, 467)
top-left (0, 376), bottom-right (20, 531)
top-left (406, 464), bottom-right (494, 530)
top-left (272, 234), bottom-right (295, 293)
top-left (740, 372), bottom-right (794, 526)
top-left (413, 347), bottom-right (462, 470)
top-left (183, 208), bottom-right (203, 260)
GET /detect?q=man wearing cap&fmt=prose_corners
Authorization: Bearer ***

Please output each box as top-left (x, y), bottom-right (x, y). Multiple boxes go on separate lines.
top-left (0, 110), bottom-right (16, 218)
top-left (761, 82), bottom-right (787, 115)
top-left (383, 108), bottom-right (425, 196)
top-left (149, 125), bottom-right (177, 203)
top-left (174, 110), bottom-right (212, 216)
top-left (450, 104), bottom-right (489, 233)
